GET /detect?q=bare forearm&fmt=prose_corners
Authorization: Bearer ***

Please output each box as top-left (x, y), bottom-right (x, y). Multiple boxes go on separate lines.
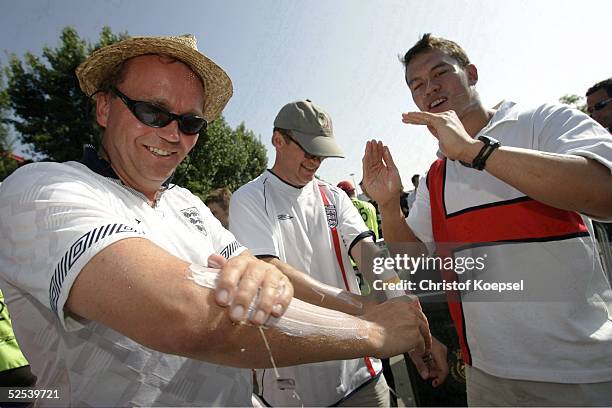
top-left (378, 201), bottom-right (418, 243)
top-left (192, 296), bottom-right (376, 368)
top-left (262, 257), bottom-right (368, 315)
top-left (465, 144), bottom-right (612, 218)
top-left (68, 239), bottom-right (428, 370)
top-left (377, 202), bottom-right (428, 264)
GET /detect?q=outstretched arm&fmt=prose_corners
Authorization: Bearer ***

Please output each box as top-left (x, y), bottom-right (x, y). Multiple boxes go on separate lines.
top-left (259, 256), bottom-right (373, 315)
top-left (66, 237), bottom-right (431, 368)
top-left (402, 110), bottom-right (612, 219)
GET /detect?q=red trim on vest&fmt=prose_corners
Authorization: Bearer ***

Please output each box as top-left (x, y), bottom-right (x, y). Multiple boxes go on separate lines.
top-left (427, 158), bottom-right (588, 366)
top-left (317, 184), bottom-right (376, 378)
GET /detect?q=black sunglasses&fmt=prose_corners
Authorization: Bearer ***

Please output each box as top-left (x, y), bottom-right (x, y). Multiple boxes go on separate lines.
top-left (111, 87), bottom-right (207, 135)
top-left (587, 98), bottom-right (612, 115)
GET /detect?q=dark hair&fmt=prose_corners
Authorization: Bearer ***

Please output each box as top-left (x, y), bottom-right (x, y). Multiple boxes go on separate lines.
top-left (204, 187), bottom-right (232, 210)
top-left (273, 127), bottom-right (294, 142)
top-left (274, 127), bottom-right (302, 151)
top-left (586, 78), bottom-right (612, 98)
top-left (411, 174), bottom-right (419, 184)
top-left (97, 61), bottom-right (131, 94)
top-left (401, 33), bottom-right (471, 70)
top-left (91, 59), bottom-right (131, 137)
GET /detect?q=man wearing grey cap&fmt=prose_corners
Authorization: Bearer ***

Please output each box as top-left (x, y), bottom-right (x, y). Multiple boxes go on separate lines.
top-left (230, 100), bottom-right (446, 406)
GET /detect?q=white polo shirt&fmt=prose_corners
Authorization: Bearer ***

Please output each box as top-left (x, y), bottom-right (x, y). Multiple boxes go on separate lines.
top-left (0, 150), bottom-right (250, 406)
top-left (230, 170), bottom-right (381, 407)
top-left (408, 101), bottom-right (612, 383)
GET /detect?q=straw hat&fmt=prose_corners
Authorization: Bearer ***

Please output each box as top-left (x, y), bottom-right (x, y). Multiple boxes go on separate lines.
top-left (75, 34), bottom-right (232, 122)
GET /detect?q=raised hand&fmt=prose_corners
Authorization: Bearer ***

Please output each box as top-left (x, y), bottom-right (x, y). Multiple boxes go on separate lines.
top-left (362, 140), bottom-right (404, 207)
top-left (402, 110), bottom-right (480, 163)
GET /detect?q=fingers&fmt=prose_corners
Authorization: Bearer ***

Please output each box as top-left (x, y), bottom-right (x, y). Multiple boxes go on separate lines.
top-left (402, 111), bottom-right (439, 125)
top-left (420, 316), bottom-right (433, 352)
top-left (394, 297), bottom-right (431, 353)
top-left (407, 349), bottom-right (430, 380)
top-left (430, 338), bottom-right (449, 387)
top-left (215, 255), bottom-right (293, 325)
top-left (362, 141), bottom-right (373, 170)
top-left (427, 125), bottom-right (439, 138)
top-left (407, 337), bottom-right (447, 387)
top-left (214, 255), bottom-right (248, 311)
top-left (363, 140), bottom-right (383, 171)
top-left (253, 264), bottom-right (293, 323)
top-left (207, 253), bottom-right (227, 269)
top-left (382, 146), bottom-right (398, 172)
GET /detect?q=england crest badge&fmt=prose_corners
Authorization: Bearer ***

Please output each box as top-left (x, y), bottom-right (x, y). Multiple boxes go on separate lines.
top-left (325, 204), bottom-right (338, 228)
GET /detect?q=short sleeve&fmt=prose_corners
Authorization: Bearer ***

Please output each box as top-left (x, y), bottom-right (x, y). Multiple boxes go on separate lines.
top-left (334, 189), bottom-right (372, 251)
top-left (535, 104), bottom-right (612, 173)
top-left (0, 164), bottom-right (144, 331)
top-left (229, 185), bottom-right (279, 257)
top-left (406, 174), bottom-right (434, 247)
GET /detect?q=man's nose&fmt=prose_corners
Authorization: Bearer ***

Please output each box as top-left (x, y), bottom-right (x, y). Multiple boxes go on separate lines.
top-left (425, 79), bottom-right (440, 96)
top-left (158, 119), bottom-right (181, 143)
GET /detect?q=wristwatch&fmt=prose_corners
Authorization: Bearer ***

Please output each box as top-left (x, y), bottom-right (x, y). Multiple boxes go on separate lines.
top-left (459, 135), bottom-right (501, 170)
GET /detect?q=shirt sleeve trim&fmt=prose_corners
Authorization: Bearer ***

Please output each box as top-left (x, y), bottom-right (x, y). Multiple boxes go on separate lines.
top-left (219, 240), bottom-right (245, 259)
top-left (49, 223), bottom-right (143, 318)
top-left (348, 230), bottom-right (375, 257)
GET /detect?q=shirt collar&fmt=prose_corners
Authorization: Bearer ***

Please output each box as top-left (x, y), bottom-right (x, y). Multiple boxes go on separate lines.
top-left (480, 100), bottom-right (519, 134)
top-left (79, 144), bottom-right (174, 189)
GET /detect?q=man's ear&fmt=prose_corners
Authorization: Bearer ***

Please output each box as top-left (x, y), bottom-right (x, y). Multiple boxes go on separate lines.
top-left (271, 131), bottom-right (285, 148)
top-left (467, 64), bottom-right (478, 86)
top-left (95, 92), bottom-right (111, 128)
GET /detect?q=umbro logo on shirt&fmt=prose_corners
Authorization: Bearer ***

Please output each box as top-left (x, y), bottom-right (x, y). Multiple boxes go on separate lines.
top-left (277, 214), bottom-right (294, 220)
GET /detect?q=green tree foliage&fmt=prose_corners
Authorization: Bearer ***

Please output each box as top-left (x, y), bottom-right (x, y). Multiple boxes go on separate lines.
top-left (176, 117), bottom-right (268, 199)
top-left (559, 94), bottom-right (587, 113)
top-left (0, 76), bottom-right (18, 181)
top-left (4, 26), bottom-right (127, 161)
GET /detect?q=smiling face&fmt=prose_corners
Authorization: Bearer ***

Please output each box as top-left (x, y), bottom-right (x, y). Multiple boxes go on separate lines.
top-left (96, 55), bottom-right (205, 201)
top-left (405, 49), bottom-right (479, 120)
top-left (271, 131), bottom-right (324, 187)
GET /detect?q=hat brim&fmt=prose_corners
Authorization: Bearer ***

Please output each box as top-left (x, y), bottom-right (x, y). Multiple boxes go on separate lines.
top-left (291, 131), bottom-right (345, 158)
top-left (75, 36), bottom-right (233, 122)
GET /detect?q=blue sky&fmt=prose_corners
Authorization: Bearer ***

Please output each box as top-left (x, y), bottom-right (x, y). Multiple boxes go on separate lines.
top-left (1, 0), bottom-right (611, 190)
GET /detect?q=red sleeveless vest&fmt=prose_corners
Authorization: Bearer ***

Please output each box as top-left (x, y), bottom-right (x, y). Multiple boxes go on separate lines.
top-left (426, 158), bottom-right (588, 365)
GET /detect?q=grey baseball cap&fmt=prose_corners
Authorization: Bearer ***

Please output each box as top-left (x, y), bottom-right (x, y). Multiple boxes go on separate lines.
top-left (273, 99), bottom-right (344, 158)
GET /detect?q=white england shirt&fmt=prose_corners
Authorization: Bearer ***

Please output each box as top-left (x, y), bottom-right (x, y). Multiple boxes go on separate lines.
top-left (0, 148), bottom-right (249, 407)
top-left (230, 170), bottom-right (381, 407)
top-left (408, 102), bottom-right (612, 383)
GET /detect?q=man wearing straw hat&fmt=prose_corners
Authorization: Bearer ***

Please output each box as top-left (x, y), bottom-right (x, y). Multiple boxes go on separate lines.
top-left (0, 35), bottom-right (432, 406)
